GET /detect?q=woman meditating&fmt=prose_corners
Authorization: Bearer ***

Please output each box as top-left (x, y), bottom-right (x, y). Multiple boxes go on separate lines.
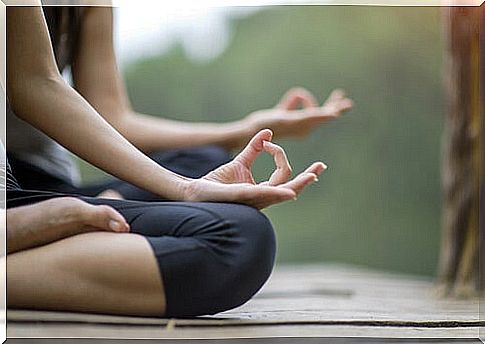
top-left (6, 4), bottom-right (329, 317)
top-left (7, 6), bottom-right (352, 200)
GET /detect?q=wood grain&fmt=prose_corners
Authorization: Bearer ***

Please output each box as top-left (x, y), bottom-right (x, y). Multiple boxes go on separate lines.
top-left (6, 264), bottom-right (481, 339)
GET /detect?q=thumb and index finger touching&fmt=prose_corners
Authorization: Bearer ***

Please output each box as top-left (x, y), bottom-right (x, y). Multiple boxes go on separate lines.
top-left (235, 129), bottom-right (274, 167)
top-left (278, 87), bottom-right (319, 110)
top-left (234, 129), bottom-right (294, 179)
top-left (235, 128), bottom-right (328, 189)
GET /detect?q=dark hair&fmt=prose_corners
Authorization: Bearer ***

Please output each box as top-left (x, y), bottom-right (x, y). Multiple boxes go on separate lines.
top-left (42, 6), bottom-right (83, 72)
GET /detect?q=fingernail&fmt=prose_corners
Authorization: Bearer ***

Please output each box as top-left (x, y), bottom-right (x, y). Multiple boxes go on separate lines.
top-left (315, 177), bottom-right (319, 182)
top-left (109, 220), bottom-right (122, 232)
top-left (293, 197), bottom-right (298, 201)
top-left (322, 162), bottom-right (328, 170)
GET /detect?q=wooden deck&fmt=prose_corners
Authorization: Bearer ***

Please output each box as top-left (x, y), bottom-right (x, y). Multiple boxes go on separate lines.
top-left (5, 264), bottom-right (484, 340)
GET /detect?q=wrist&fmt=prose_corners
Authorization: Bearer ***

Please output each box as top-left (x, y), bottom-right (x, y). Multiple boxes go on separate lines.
top-left (169, 174), bottom-right (195, 201)
top-left (180, 178), bottom-right (199, 202)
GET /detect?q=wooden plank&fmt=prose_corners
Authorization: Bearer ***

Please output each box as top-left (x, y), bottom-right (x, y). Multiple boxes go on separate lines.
top-left (219, 264), bottom-right (479, 323)
top-left (5, 337), bottom-right (484, 344)
top-left (7, 310), bottom-right (169, 326)
top-left (6, 264), bottom-right (482, 339)
top-left (6, 323), bottom-right (480, 339)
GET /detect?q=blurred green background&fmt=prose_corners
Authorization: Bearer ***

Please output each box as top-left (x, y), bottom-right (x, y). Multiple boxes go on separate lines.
top-left (79, 6), bottom-right (445, 277)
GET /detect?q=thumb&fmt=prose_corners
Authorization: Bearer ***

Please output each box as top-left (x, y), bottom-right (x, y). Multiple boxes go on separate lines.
top-left (83, 204), bottom-right (130, 233)
top-left (235, 129), bottom-right (273, 167)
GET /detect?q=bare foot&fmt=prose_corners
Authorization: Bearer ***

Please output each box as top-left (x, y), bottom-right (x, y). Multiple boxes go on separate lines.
top-left (7, 197), bottom-right (130, 254)
top-left (97, 189), bottom-right (124, 200)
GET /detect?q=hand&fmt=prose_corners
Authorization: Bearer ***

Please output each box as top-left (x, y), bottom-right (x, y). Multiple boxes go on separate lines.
top-left (39, 197), bottom-right (130, 234)
top-left (6, 197), bottom-right (130, 254)
top-left (244, 87), bottom-right (353, 140)
top-left (184, 129), bottom-right (327, 209)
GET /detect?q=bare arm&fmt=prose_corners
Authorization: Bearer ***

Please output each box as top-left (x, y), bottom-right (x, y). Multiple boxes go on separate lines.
top-left (72, 8), bottom-right (353, 153)
top-left (7, 5), bottom-right (188, 200)
top-left (72, 7), bottom-right (248, 152)
top-left (7, 4), bottom-right (325, 211)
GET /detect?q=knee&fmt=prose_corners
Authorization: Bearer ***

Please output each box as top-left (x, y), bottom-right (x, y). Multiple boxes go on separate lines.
top-left (149, 203), bottom-right (276, 317)
top-left (207, 205), bottom-right (276, 314)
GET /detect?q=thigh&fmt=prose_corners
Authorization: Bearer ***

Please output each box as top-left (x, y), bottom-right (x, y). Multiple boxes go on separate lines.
top-left (7, 231), bottom-right (166, 316)
top-left (148, 145), bottom-right (232, 178)
top-left (80, 197), bottom-right (276, 317)
top-left (7, 195), bottom-right (275, 317)
top-left (81, 197), bottom-right (264, 239)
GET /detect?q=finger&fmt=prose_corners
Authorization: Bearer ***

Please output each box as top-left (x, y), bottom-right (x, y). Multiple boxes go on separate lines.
top-left (279, 172), bottom-right (319, 196)
top-left (303, 98), bottom-right (353, 121)
top-left (85, 204), bottom-right (130, 233)
top-left (327, 89), bottom-right (346, 101)
top-left (235, 129), bottom-right (273, 167)
top-left (237, 184), bottom-right (296, 209)
top-left (278, 87), bottom-right (318, 110)
top-left (263, 140), bottom-right (292, 185)
top-left (333, 98), bottom-right (353, 112)
top-left (304, 161), bottom-right (328, 177)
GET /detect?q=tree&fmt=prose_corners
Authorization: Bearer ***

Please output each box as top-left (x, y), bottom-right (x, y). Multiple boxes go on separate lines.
top-left (438, 6), bottom-right (482, 296)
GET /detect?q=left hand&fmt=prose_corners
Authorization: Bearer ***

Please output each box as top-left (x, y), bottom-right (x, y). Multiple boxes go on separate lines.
top-left (243, 87), bottom-right (353, 140)
top-left (184, 129), bottom-right (327, 209)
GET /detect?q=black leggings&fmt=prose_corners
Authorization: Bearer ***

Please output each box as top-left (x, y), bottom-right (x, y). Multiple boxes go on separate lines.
top-left (7, 189), bottom-right (276, 317)
top-left (8, 145), bottom-right (232, 201)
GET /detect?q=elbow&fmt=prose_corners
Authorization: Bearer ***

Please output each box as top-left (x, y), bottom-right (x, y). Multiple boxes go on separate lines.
top-left (8, 72), bottom-right (65, 121)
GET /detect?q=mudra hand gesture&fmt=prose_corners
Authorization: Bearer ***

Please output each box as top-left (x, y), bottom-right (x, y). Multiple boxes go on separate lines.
top-left (244, 88), bottom-right (353, 140)
top-left (185, 129), bottom-right (326, 209)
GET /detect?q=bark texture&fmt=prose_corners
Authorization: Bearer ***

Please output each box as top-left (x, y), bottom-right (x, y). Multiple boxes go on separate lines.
top-left (438, 7), bottom-right (482, 296)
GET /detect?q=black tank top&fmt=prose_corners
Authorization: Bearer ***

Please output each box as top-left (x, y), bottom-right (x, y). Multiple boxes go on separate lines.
top-left (6, 160), bottom-right (20, 190)
top-left (43, 6), bottom-right (84, 73)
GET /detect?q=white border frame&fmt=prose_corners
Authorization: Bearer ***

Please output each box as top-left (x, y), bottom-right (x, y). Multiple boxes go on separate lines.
top-left (0, 1), bottom-right (483, 342)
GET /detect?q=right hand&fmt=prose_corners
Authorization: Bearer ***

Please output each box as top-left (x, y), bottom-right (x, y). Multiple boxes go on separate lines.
top-left (39, 197), bottom-right (130, 234)
top-left (184, 129), bottom-right (327, 209)
top-left (6, 197), bottom-right (129, 254)
top-left (243, 87), bottom-right (353, 141)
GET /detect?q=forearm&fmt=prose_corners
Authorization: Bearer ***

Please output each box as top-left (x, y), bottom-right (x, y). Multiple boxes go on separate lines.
top-left (112, 111), bottom-right (254, 153)
top-left (11, 76), bottom-right (189, 200)
top-left (70, 6), bottom-right (251, 152)
top-left (6, 6), bottom-right (190, 200)
top-left (7, 205), bottom-right (70, 254)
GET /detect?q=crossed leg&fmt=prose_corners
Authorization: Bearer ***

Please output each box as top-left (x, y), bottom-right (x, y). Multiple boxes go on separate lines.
top-left (7, 192), bottom-right (276, 317)
top-left (6, 198), bottom-right (166, 317)
top-left (7, 231), bottom-right (165, 316)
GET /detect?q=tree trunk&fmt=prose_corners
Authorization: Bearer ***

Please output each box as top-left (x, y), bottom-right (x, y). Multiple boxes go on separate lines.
top-left (438, 6), bottom-right (481, 297)
top-left (479, 5), bottom-right (485, 292)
